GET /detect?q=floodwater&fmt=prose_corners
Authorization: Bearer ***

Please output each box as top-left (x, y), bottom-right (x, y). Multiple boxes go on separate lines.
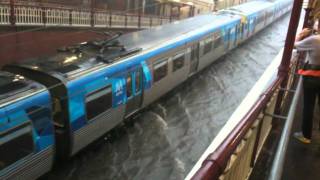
top-left (46, 15), bottom-right (290, 180)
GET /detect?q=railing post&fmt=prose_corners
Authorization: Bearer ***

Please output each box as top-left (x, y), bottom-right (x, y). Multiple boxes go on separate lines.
top-left (274, 0), bottom-right (304, 116)
top-left (109, 11), bottom-right (112, 27)
top-left (42, 7), bottom-right (46, 25)
top-left (250, 114), bottom-right (264, 166)
top-left (69, 9), bottom-right (72, 26)
top-left (90, 0), bottom-right (95, 27)
top-left (9, 0), bottom-right (15, 26)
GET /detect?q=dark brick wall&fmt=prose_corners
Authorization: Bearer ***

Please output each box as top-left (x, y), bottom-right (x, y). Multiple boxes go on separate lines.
top-left (0, 28), bottom-right (106, 67)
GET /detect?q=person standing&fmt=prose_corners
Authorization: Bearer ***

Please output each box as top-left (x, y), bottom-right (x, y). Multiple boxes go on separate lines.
top-left (294, 27), bottom-right (320, 143)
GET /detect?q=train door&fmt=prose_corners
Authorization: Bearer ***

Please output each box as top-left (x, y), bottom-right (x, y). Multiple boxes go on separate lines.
top-left (232, 26), bottom-right (237, 47)
top-left (189, 43), bottom-right (200, 76)
top-left (225, 28), bottom-right (232, 50)
top-left (125, 68), bottom-right (143, 117)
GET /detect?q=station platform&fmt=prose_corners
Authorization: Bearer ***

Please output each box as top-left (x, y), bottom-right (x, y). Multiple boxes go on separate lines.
top-left (282, 96), bottom-right (320, 180)
top-left (250, 86), bottom-right (320, 180)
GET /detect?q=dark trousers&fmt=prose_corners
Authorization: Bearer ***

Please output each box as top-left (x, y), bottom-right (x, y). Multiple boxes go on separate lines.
top-left (302, 76), bottom-right (320, 139)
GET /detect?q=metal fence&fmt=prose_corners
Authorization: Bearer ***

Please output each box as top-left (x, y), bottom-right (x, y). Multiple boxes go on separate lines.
top-left (0, 3), bottom-right (174, 29)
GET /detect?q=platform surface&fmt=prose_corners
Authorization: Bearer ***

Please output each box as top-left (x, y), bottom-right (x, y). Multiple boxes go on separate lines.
top-left (282, 95), bottom-right (320, 180)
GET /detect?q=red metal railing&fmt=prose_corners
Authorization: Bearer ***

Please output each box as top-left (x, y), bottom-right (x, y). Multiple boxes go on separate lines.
top-left (191, 76), bottom-right (284, 180)
top-left (190, 0), bottom-right (306, 179)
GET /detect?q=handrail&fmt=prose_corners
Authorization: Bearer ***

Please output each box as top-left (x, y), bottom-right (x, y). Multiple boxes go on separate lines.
top-left (186, 48), bottom-right (287, 179)
top-left (268, 76), bottom-right (302, 180)
top-left (188, 0), bottom-right (304, 178)
top-left (190, 76), bottom-right (284, 180)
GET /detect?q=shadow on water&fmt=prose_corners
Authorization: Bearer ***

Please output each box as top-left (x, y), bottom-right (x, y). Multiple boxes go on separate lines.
top-left (44, 14), bottom-right (290, 180)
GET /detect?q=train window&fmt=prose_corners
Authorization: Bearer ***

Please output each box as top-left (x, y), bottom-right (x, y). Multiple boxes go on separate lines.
top-left (0, 124), bottom-right (34, 171)
top-left (203, 40), bottom-right (212, 55)
top-left (172, 53), bottom-right (185, 72)
top-left (127, 75), bottom-right (133, 98)
top-left (85, 85), bottom-right (112, 121)
top-left (214, 37), bottom-right (222, 49)
top-left (135, 69), bottom-right (142, 93)
top-left (191, 46), bottom-right (198, 61)
top-left (153, 59), bottom-right (168, 83)
top-left (26, 106), bottom-right (51, 134)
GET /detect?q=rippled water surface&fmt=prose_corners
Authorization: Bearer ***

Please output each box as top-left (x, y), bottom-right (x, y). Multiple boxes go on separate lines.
top-left (46, 15), bottom-right (290, 180)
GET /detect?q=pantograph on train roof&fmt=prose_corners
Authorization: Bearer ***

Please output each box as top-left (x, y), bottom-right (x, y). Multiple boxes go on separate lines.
top-left (17, 32), bottom-right (142, 79)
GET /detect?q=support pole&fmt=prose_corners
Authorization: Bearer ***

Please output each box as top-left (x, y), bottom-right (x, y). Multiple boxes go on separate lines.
top-left (274, 0), bottom-right (304, 116)
top-left (277, 0), bottom-right (304, 76)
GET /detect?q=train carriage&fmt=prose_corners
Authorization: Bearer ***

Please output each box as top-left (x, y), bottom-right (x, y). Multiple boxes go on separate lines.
top-left (0, 0), bottom-right (293, 179)
top-left (0, 72), bottom-right (54, 180)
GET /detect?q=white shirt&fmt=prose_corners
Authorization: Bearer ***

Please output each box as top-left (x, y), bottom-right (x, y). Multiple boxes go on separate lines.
top-left (295, 35), bottom-right (320, 65)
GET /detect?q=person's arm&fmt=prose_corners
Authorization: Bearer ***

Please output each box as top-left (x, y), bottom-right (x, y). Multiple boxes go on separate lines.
top-left (295, 28), bottom-right (312, 41)
top-left (294, 35), bottom-right (317, 51)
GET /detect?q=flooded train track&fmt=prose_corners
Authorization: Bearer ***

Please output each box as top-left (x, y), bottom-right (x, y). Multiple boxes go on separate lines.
top-left (45, 14), bottom-right (290, 180)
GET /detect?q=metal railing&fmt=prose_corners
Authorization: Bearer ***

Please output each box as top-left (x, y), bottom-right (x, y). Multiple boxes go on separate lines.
top-left (0, 2), bottom-right (175, 28)
top-left (186, 50), bottom-right (283, 180)
top-left (186, 48), bottom-right (300, 180)
top-left (268, 76), bottom-right (302, 180)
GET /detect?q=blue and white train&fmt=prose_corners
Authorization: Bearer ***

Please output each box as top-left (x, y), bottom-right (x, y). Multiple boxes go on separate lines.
top-left (0, 0), bottom-right (292, 179)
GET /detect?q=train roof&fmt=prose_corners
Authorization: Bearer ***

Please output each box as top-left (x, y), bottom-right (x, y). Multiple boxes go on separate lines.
top-left (0, 71), bottom-right (45, 107)
top-left (225, 1), bottom-right (274, 16)
top-left (4, 0), bottom-right (288, 82)
top-left (8, 0), bottom-right (287, 82)
top-left (9, 12), bottom-right (241, 81)
top-left (117, 13), bottom-right (240, 51)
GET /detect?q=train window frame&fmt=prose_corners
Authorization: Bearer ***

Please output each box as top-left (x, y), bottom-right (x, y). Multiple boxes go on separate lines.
top-left (85, 85), bottom-right (113, 121)
top-left (0, 123), bottom-right (34, 171)
top-left (26, 106), bottom-right (51, 134)
top-left (126, 74), bottom-right (133, 98)
top-left (191, 47), bottom-right (196, 60)
top-left (172, 52), bottom-right (185, 72)
top-left (203, 37), bottom-right (213, 55)
top-left (135, 69), bottom-right (142, 94)
top-left (153, 58), bottom-right (168, 83)
top-left (214, 36), bottom-right (223, 49)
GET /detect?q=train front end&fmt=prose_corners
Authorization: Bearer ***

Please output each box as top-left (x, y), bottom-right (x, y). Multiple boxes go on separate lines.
top-left (0, 71), bottom-right (55, 180)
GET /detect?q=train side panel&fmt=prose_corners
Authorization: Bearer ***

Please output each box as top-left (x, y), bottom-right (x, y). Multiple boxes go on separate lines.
top-left (0, 91), bottom-right (54, 180)
top-left (66, 69), bottom-right (128, 155)
top-left (142, 45), bottom-right (190, 107)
